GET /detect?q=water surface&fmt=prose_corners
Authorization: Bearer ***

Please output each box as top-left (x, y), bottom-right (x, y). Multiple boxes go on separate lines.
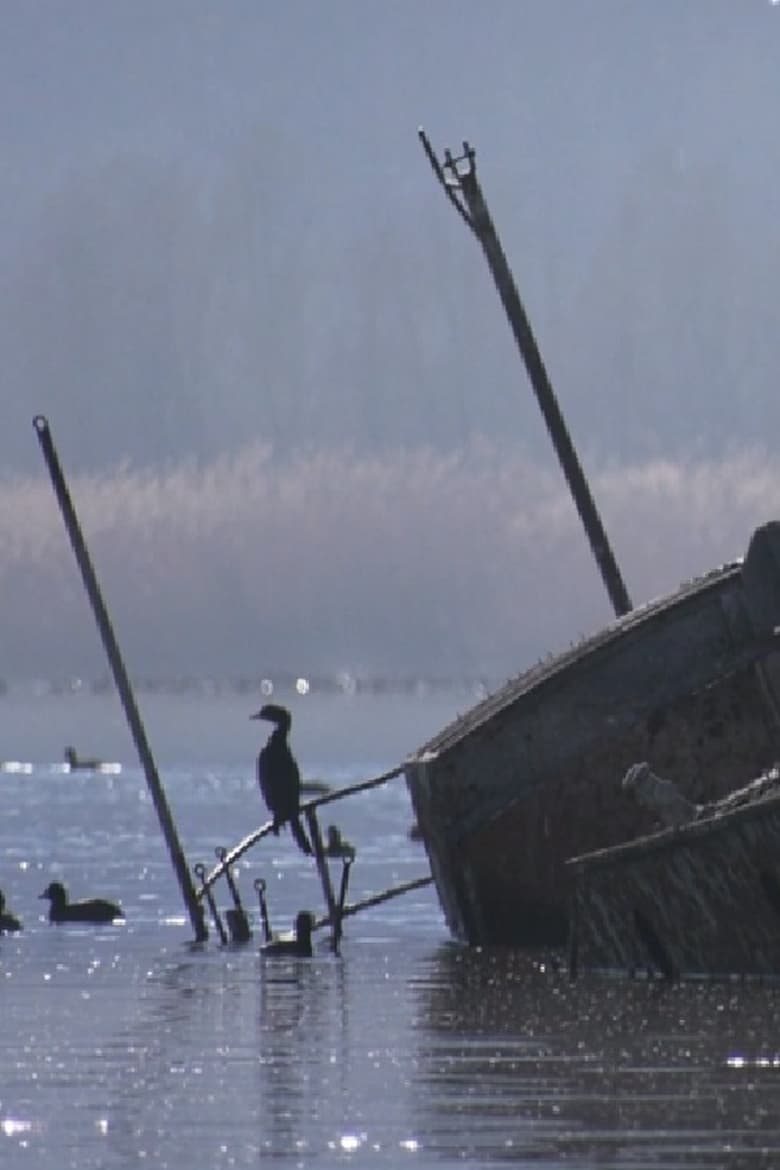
top-left (1, 692), bottom-right (778, 1168)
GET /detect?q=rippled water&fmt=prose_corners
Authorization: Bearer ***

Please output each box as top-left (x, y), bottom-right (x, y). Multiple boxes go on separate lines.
top-left (1, 692), bottom-right (779, 1168)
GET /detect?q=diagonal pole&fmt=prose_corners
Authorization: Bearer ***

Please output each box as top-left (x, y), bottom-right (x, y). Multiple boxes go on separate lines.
top-left (33, 415), bottom-right (207, 942)
top-left (419, 130), bottom-right (632, 619)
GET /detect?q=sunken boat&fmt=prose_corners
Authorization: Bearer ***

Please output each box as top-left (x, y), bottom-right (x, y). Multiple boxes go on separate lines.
top-left (407, 135), bottom-right (780, 948)
top-left (404, 520), bottom-right (780, 947)
top-left (567, 763), bottom-right (780, 979)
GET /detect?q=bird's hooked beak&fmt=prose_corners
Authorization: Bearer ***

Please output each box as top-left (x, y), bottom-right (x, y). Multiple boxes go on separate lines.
top-left (249, 703), bottom-right (292, 734)
top-left (250, 704), bottom-right (284, 724)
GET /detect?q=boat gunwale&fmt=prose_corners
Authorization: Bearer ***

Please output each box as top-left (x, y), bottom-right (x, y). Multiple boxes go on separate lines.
top-left (567, 768), bottom-right (780, 874)
top-left (412, 559), bottom-right (744, 760)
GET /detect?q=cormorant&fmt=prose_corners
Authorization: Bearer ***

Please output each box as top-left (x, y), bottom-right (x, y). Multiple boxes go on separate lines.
top-left (325, 825), bottom-right (355, 859)
top-left (39, 881), bottom-right (124, 924)
top-left (261, 910), bottom-right (314, 957)
top-left (64, 746), bottom-right (102, 771)
top-left (0, 890), bottom-right (22, 933)
top-left (250, 704), bottom-right (313, 856)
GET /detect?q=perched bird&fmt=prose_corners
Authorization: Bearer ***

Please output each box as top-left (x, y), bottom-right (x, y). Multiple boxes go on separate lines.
top-left (0, 890), bottom-right (22, 933)
top-left (251, 705), bottom-right (313, 856)
top-left (64, 746), bottom-right (102, 771)
top-left (325, 825), bottom-right (355, 860)
top-left (39, 881), bottom-right (123, 924)
top-left (261, 910), bottom-right (314, 958)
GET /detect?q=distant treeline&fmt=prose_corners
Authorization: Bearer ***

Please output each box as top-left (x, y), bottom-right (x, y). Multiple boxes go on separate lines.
top-left (0, 441), bottom-right (777, 683)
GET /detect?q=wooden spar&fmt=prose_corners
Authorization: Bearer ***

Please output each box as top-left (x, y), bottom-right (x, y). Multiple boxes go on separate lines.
top-left (33, 415), bottom-right (207, 943)
top-left (418, 130), bottom-right (632, 620)
top-left (314, 875), bottom-right (434, 930)
top-left (299, 764), bottom-right (404, 809)
top-left (195, 764), bottom-right (405, 894)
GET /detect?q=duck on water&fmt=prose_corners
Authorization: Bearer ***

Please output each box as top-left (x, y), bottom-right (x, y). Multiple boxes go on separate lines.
top-left (40, 881), bottom-right (124, 924)
top-left (325, 825), bottom-right (356, 859)
top-left (261, 910), bottom-right (314, 958)
top-left (0, 890), bottom-right (22, 933)
top-left (251, 704), bottom-right (313, 856)
top-left (64, 746), bottom-right (102, 771)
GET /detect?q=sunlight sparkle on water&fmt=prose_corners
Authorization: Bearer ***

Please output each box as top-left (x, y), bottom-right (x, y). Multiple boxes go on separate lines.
top-left (727, 1055), bottom-right (780, 1068)
top-left (337, 1134), bottom-right (364, 1152)
top-left (2, 1119), bottom-right (32, 1137)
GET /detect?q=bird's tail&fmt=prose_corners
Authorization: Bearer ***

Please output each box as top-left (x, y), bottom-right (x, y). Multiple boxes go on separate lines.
top-left (289, 817), bottom-right (313, 856)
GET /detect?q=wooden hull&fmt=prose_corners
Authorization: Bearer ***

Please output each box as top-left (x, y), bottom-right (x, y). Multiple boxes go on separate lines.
top-left (568, 769), bottom-right (780, 978)
top-left (404, 522), bottom-right (780, 946)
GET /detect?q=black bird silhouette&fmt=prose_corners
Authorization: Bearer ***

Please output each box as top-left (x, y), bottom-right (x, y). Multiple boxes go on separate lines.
top-left (39, 881), bottom-right (124, 924)
top-left (251, 704), bottom-right (313, 855)
top-left (261, 910), bottom-right (314, 957)
top-left (0, 890), bottom-right (22, 933)
top-left (325, 825), bottom-right (355, 859)
top-left (64, 746), bottom-right (102, 771)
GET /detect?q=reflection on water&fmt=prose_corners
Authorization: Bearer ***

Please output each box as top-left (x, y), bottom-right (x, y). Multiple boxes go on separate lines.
top-left (414, 945), bottom-right (780, 1167)
top-left (1, 694), bottom-right (779, 1167)
top-left (4, 911), bottom-right (780, 1167)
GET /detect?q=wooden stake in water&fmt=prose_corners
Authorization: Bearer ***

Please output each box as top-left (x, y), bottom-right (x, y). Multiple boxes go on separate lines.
top-left (33, 415), bottom-right (208, 943)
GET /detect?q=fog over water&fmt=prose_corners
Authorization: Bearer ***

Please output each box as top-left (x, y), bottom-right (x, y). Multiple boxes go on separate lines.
top-left (3, 443), bottom-right (777, 682)
top-left (1, 2), bottom-right (779, 680)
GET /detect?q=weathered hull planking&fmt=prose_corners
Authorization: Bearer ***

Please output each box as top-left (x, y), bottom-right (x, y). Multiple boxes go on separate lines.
top-left (568, 767), bottom-right (780, 978)
top-left (404, 522), bottom-right (780, 947)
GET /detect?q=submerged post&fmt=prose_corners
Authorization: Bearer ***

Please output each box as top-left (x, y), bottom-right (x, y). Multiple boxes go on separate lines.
top-left (33, 415), bottom-right (208, 942)
top-left (303, 806), bottom-right (339, 942)
top-left (418, 130), bottom-right (632, 619)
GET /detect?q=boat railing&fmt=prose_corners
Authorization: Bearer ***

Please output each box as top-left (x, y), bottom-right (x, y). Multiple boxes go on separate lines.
top-left (193, 764), bottom-right (433, 947)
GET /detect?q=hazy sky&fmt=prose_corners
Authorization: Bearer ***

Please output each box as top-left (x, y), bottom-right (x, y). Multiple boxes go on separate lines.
top-left (1, 2), bottom-right (779, 680)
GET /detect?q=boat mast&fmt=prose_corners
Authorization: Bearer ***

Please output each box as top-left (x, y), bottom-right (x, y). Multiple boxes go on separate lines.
top-left (418, 131), bottom-right (632, 619)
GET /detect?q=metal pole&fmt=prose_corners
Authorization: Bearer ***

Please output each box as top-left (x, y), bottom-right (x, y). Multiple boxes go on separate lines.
top-left (195, 862), bottom-right (228, 945)
top-left (33, 415), bottom-right (208, 942)
top-left (303, 806), bottom-right (339, 937)
top-left (419, 132), bottom-right (632, 619)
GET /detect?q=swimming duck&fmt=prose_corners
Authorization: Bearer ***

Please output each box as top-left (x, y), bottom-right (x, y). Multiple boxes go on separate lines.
top-left (39, 881), bottom-right (124, 924)
top-left (325, 825), bottom-right (356, 860)
top-left (64, 746), bottom-right (102, 771)
top-left (0, 890), bottom-right (22, 933)
top-left (251, 705), bottom-right (313, 856)
top-left (261, 910), bottom-right (314, 958)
